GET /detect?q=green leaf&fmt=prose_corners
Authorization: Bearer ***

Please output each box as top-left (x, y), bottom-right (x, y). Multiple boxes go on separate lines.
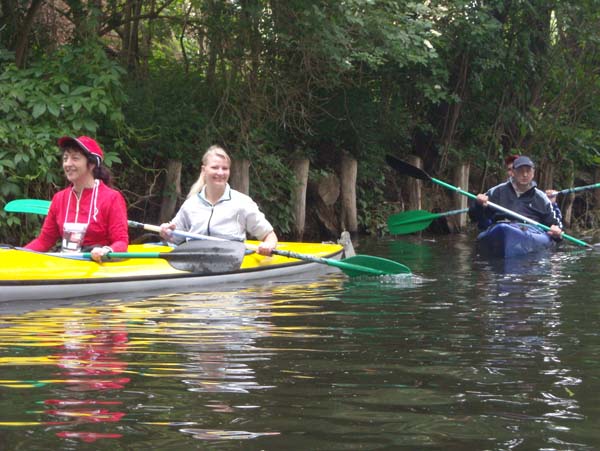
top-left (83, 118), bottom-right (98, 132)
top-left (47, 103), bottom-right (60, 117)
top-left (32, 103), bottom-right (46, 118)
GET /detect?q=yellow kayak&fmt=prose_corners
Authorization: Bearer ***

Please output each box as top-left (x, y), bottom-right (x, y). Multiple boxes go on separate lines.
top-left (0, 241), bottom-right (344, 302)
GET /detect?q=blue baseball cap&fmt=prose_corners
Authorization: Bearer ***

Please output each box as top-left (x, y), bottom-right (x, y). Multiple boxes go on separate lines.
top-left (513, 156), bottom-right (534, 169)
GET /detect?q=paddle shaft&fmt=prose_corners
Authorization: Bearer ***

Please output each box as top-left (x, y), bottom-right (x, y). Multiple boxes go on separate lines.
top-left (433, 208), bottom-right (469, 218)
top-left (129, 221), bottom-right (409, 275)
top-left (269, 249), bottom-right (387, 276)
top-left (127, 220), bottom-right (225, 242)
top-left (430, 176), bottom-right (591, 248)
top-left (558, 182), bottom-right (600, 196)
top-left (50, 251), bottom-right (210, 259)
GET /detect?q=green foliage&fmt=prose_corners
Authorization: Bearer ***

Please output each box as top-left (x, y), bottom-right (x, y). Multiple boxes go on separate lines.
top-left (0, 42), bottom-right (126, 243)
top-left (356, 161), bottom-right (391, 235)
top-left (3, 0), bottom-right (600, 241)
top-left (123, 71), bottom-right (211, 160)
top-left (248, 152), bottom-right (296, 237)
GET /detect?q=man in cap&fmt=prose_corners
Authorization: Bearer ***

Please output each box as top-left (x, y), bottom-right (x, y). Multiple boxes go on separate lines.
top-left (505, 154), bottom-right (563, 226)
top-left (469, 156), bottom-right (563, 239)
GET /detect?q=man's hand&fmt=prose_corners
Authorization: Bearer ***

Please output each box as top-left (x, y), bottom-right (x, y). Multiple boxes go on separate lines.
top-left (548, 224), bottom-right (563, 239)
top-left (476, 194), bottom-right (489, 207)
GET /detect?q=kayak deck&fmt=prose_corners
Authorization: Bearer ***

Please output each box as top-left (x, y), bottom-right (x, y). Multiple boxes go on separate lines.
top-left (476, 222), bottom-right (554, 258)
top-left (0, 241), bottom-right (345, 302)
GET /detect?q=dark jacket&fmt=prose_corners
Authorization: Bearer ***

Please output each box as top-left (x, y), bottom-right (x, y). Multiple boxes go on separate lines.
top-left (469, 180), bottom-right (563, 230)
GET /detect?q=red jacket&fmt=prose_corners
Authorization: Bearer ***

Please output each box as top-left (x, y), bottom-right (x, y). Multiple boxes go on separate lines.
top-left (25, 181), bottom-right (129, 252)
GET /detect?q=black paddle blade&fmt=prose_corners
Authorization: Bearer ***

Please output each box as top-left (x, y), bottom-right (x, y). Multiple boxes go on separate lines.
top-left (169, 240), bottom-right (246, 273)
top-left (385, 155), bottom-right (431, 181)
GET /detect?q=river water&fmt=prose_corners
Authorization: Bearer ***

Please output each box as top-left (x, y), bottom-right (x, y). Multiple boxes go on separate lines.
top-left (1, 234), bottom-right (599, 450)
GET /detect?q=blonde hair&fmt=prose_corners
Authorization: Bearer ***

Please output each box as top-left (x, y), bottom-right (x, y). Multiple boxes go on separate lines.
top-left (186, 145), bottom-right (232, 198)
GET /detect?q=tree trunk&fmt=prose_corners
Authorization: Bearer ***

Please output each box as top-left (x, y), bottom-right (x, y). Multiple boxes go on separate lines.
top-left (538, 160), bottom-right (554, 193)
top-left (291, 159), bottom-right (310, 241)
top-left (447, 163), bottom-right (469, 232)
top-left (339, 154), bottom-right (358, 234)
top-left (159, 159), bottom-right (182, 224)
top-left (13, 0), bottom-right (44, 68)
top-left (230, 158), bottom-right (250, 195)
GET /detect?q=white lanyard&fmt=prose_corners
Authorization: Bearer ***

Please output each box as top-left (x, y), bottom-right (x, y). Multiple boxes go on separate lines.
top-left (64, 179), bottom-right (99, 227)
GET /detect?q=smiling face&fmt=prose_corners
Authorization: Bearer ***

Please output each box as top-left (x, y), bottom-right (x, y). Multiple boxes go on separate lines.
top-left (202, 154), bottom-right (230, 191)
top-left (62, 148), bottom-right (95, 187)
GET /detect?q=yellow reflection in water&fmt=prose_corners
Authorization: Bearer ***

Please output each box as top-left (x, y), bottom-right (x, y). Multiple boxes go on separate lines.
top-left (0, 276), bottom-right (348, 443)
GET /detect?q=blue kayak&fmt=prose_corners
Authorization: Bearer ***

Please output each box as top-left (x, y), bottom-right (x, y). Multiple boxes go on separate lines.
top-left (476, 222), bottom-right (555, 258)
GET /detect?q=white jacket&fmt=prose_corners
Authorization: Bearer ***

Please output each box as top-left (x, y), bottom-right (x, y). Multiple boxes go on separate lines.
top-left (170, 184), bottom-right (273, 243)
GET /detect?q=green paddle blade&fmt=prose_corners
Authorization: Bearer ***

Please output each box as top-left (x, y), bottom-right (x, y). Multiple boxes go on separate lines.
top-left (341, 255), bottom-right (411, 277)
top-left (271, 249), bottom-right (410, 277)
top-left (387, 208), bottom-right (469, 235)
top-left (4, 199), bottom-right (51, 215)
top-left (387, 210), bottom-right (438, 234)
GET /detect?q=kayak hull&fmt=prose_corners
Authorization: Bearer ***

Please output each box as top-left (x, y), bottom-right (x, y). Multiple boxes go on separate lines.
top-left (0, 241), bottom-right (344, 302)
top-left (476, 222), bottom-right (554, 258)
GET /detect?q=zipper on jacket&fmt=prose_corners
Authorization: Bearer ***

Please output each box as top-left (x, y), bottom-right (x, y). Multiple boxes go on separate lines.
top-left (206, 206), bottom-right (214, 236)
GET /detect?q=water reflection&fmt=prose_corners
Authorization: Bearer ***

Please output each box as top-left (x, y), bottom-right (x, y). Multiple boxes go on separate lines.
top-left (0, 242), bottom-right (598, 449)
top-left (472, 248), bottom-right (588, 445)
top-left (0, 277), bottom-right (356, 446)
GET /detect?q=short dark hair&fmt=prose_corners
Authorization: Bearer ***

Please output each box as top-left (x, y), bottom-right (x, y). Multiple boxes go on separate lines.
top-left (504, 155), bottom-right (520, 166)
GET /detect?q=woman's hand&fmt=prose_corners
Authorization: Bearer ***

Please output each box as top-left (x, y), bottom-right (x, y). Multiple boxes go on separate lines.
top-left (159, 223), bottom-right (176, 241)
top-left (257, 231), bottom-right (278, 256)
top-left (90, 246), bottom-right (112, 263)
top-left (257, 242), bottom-right (275, 256)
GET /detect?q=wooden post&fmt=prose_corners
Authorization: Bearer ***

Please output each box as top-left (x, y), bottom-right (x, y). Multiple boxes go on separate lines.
top-left (340, 154), bottom-right (358, 234)
top-left (448, 163), bottom-right (469, 232)
top-left (560, 159), bottom-right (575, 228)
top-left (230, 158), bottom-right (250, 195)
top-left (406, 156), bottom-right (422, 211)
top-left (291, 159), bottom-right (310, 241)
top-left (310, 172), bottom-right (340, 238)
top-left (159, 159), bottom-right (182, 223)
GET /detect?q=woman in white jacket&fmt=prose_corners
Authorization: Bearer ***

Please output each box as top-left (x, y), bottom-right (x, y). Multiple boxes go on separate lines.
top-left (160, 145), bottom-right (278, 256)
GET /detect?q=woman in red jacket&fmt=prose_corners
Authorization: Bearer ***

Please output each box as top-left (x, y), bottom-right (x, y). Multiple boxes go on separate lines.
top-left (25, 136), bottom-right (129, 262)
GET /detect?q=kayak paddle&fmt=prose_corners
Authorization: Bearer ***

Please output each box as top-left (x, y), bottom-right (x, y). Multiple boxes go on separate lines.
top-left (4, 199), bottom-right (51, 215)
top-left (385, 155), bottom-right (592, 248)
top-left (387, 208), bottom-right (469, 235)
top-left (4, 200), bottom-right (413, 274)
top-left (128, 220), bottom-right (411, 276)
top-left (49, 240), bottom-right (247, 273)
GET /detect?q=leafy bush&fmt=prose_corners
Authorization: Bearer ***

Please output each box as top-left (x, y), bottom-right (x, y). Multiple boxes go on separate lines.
top-left (0, 42), bottom-right (125, 243)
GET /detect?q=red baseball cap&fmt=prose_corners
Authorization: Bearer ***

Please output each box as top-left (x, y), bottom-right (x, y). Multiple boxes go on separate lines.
top-left (58, 136), bottom-right (104, 162)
